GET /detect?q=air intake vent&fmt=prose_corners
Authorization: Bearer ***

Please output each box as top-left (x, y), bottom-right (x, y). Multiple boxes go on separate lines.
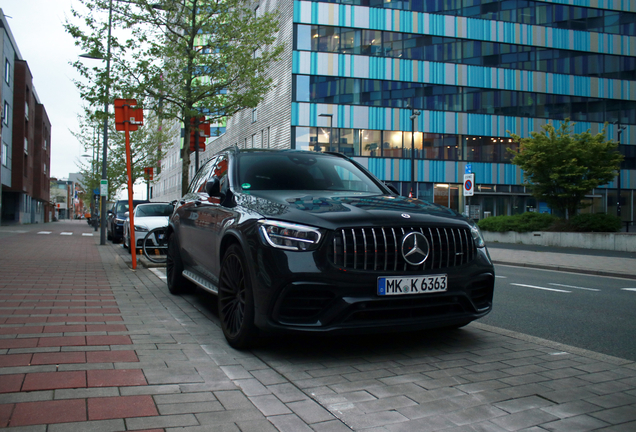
top-left (278, 288), bottom-right (336, 322)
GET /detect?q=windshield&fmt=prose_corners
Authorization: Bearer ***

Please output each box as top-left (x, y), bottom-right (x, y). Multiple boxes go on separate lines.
top-left (115, 202), bottom-right (129, 213)
top-left (238, 153), bottom-right (384, 194)
top-left (135, 204), bottom-right (173, 217)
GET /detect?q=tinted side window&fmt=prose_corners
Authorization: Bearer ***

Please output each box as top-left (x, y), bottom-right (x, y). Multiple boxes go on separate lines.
top-left (188, 157), bottom-right (217, 194)
top-left (211, 155), bottom-right (229, 191)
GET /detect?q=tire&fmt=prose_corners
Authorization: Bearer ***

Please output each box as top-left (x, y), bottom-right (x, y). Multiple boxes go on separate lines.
top-left (218, 244), bottom-right (257, 349)
top-left (142, 227), bottom-right (168, 264)
top-left (166, 232), bottom-right (194, 295)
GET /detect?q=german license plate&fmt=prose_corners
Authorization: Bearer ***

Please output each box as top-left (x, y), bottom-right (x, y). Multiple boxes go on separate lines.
top-left (378, 274), bottom-right (448, 296)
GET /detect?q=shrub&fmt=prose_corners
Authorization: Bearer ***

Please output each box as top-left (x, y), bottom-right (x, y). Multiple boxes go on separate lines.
top-left (568, 213), bottom-right (622, 232)
top-left (477, 212), bottom-right (557, 232)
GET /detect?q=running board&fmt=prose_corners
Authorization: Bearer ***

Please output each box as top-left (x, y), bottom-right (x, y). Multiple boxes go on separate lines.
top-left (182, 270), bottom-right (218, 294)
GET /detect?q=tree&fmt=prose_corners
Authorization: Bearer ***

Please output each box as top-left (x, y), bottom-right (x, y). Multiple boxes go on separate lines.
top-left (74, 108), bottom-right (173, 201)
top-left (509, 120), bottom-right (623, 219)
top-left (65, 0), bottom-right (284, 196)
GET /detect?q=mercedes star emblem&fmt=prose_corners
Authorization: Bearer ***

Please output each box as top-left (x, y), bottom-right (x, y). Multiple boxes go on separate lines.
top-left (401, 232), bottom-right (430, 266)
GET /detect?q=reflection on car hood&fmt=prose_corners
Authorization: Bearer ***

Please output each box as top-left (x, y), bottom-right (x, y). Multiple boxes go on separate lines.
top-left (236, 191), bottom-right (467, 228)
top-left (131, 216), bottom-right (170, 230)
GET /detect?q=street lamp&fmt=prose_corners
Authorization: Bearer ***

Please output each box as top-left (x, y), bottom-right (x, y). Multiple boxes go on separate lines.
top-left (81, 129), bottom-right (100, 232)
top-left (406, 103), bottom-right (421, 198)
top-left (318, 113), bottom-right (333, 152)
top-left (79, 0), bottom-right (113, 245)
top-left (615, 121), bottom-right (626, 219)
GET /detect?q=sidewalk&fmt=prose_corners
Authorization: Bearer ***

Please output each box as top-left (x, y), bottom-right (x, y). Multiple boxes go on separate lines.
top-left (487, 243), bottom-right (636, 280)
top-left (1, 220), bottom-right (635, 431)
top-left (0, 220), bottom-right (268, 431)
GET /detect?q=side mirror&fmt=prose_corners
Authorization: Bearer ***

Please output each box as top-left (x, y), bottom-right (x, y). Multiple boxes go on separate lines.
top-left (107, 210), bottom-right (113, 215)
top-left (124, 211), bottom-right (129, 217)
top-left (205, 177), bottom-right (221, 197)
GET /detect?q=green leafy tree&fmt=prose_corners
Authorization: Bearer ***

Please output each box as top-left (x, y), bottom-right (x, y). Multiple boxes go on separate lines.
top-left (65, 0), bottom-right (284, 196)
top-left (509, 120), bottom-right (622, 219)
top-left (74, 109), bottom-right (173, 201)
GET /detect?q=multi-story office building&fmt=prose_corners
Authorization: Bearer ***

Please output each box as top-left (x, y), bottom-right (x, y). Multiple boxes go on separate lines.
top-left (155, 0), bottom-right (635, 222)
top-left (0, 9), bottom-right (52, 224)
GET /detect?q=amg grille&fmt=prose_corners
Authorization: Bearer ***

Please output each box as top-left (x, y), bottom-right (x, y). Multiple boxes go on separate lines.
top-left (329, 226), bottom-right (476, 271)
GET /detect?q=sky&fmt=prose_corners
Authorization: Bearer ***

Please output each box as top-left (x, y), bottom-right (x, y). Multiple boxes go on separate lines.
top-left (3, 0), bottom-right (88, 180)
top-left (3, 0), bottom-right (150, 199)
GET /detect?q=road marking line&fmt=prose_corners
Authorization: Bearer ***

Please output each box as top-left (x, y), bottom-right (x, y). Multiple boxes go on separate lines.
top-left (495, 276), bottom-right (507, 279)
top-left (82, 233), bottom-right (94, 236)
top-left (510, 283), bottom-right (571, 293)
top-left (549, 283), bottom-right (600, 292)
top-left (150, 268), bottom-right (166, 281)
top-left (60, 232), bottom-right (73, 236)
top-left (37, 231), bottom-right (52, 235)
top-left (622, 288), bottom-right (636, 292)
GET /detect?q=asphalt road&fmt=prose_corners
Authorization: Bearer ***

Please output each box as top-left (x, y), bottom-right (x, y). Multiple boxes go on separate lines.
top-left (480, 264), bottom-right (636, 362)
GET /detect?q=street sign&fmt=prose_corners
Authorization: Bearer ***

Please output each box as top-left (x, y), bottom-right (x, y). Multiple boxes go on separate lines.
top-left (464, 173), bottom-right (475, 197)
top-left (114, 99), bottom-right (143, 131)
top-left (465, 163), bottom-right (472, 174)
top-left (100, 179), bottom-right (108, 196)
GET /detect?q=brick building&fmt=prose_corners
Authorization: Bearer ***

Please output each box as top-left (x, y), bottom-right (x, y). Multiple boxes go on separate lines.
top-left (0, 9), bottom-right (51, 224)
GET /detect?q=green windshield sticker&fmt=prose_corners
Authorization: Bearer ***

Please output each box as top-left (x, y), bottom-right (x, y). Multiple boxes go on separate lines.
top-left (242, 183), bottom-right (251, 189)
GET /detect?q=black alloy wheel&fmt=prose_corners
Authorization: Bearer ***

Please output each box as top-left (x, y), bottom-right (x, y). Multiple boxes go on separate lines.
top-left (218, 244), bottom-right (256, 349)
top-left (166, 232), bottom-right (194, 295)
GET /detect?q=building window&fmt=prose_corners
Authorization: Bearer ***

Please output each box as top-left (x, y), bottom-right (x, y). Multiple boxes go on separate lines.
top-left (2, 143), bottom-right (7, 166)
top-left (2, 101), bottom-right (8, 125)
top-left (252, 108), bottom-right (257, 123)
top-left (44, 163), bottom-right (47, 174)
top-left (4, 58), bottom-right (9, 84)
top-left (25, 101), bottom-right (29, 121)
top-left (24, 138), bottom-right (28, 154)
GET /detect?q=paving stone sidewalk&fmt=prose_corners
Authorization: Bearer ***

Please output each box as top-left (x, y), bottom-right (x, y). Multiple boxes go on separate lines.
top-left (487, 245), bottom-right (636, 279)
top-left (1, 220), bottom-right (636, 431)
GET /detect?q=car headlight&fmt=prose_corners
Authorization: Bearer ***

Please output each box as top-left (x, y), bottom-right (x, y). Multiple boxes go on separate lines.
top-left (134, 225), bottom-right (149, 232)
top-left (469, 220), bottom-right (486, 248)
top-left (258, 220), bottom-right (323, 251)
top-left (115, 218), bottom-right (125, 224)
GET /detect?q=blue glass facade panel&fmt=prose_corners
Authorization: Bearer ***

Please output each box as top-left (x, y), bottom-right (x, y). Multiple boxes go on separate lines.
top-left (291, 0), bottom-right (636, 217)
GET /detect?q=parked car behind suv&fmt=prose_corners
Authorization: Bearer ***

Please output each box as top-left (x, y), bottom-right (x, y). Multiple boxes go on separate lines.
top-left (123, 202), bottom-right (173, 252)
top-left (167, 148), bottom-right (495, 348)
top-left (107, 199), bottom-right (149, 243)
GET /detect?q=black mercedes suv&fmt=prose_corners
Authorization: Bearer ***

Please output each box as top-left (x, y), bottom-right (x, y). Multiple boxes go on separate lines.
top-left (166, 148), bottom-right (494, 348)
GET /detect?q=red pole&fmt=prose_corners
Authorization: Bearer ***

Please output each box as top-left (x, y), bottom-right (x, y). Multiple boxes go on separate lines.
top-left (124, 103), bottom-right (137, 269)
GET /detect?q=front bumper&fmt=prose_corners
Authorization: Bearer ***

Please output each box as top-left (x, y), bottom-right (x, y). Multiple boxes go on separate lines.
top-left (249, 244), bottom-right (494, 334)
top-left (113, 223), bottom-right (124, 239)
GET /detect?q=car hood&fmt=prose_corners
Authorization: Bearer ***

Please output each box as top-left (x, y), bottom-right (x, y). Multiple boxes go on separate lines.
top-left (235, 191), bottom-right (469, 229)
top-left (132, 216), bottom-right (170, 230)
